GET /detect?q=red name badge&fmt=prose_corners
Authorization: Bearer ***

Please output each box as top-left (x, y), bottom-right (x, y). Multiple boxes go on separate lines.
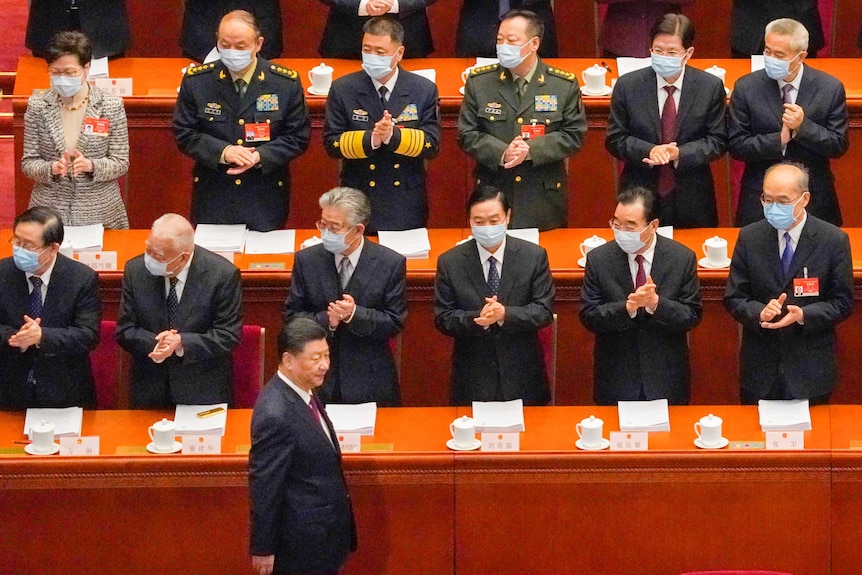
top-left (521, 123), bottom-right (545, 139)
top-left (793, 277), bottom-right (820, 297)
top-left (82, 117), bottom-right (110, 136)
top-left (245, 123), bottom-right (271, 142)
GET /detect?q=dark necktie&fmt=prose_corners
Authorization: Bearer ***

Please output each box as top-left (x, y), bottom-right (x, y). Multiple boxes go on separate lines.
top-left (635, 254), bottom-right (646, 289)
top-left (658, 85), bottom-right (677, 197)
top-left (782, 232), bottom-right (794, 278)
top-left (487, 256), bottom-right (500, 297)
top-left (379, 86), bottom-right (388, 109)
top-left (782, 83), bottom-right (794, 105)
top-left (167, 277), bottom-right (179, 328)
top-left (29, 276), bottom-right (43, 318)
top-left (235, 78), bottom-right (247, 99)
top-left (309, 394), bottom-right (335, 448)
top-left (515, 77), bottom-right (526, 105)
top-left (499, 0), bottom-right (510, 18)
top-left (339, 257), bottom-right (352, 291)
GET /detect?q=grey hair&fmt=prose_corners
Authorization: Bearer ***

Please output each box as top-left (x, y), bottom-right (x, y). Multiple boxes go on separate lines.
top-left (151, 213), bottom-right (195, 252)
top-left (765, 18), bottom-right (809, 53)
top-left (765, 161), bottom-right (810, 194)
top-left (318, 187), bottom-right (371, 227)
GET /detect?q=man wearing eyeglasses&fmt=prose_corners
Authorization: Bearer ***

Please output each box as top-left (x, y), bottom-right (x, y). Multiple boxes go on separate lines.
top-left (580, 186), bottom-right (702, 405)
top-left (725, 163), bottom-right (852, 405)
top-left (729, 18), bottom-right (848, 227)
top-left (283, 187), bottom-right (407, 406)
top-left (0, 206), bottom-right (101, 409)
top-left (606, 13), bottom-right (727, 228)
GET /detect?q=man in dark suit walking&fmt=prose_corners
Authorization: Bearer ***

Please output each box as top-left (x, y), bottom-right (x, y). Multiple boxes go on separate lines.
top-left (0, 207), bottom-right (101, 409)
top-left (580, 187), bottom-right (701, 405)
top-left (606, 13), bottom-right (727, 228)
top-left (725, 163), bottom-right (852, 405)
top-left (284, 188), bottom-right (407, 406)
top-left (434, 186), bottom-right (554, 405)
top-left (456, 0), bottom-right (558, 58)
top-left (249, 318), bottom-right (356, 575)
top-left (731, 0), bottom-right (824, 57)
top-left (116, 214), bottom-right (243, 407)
top-left (323, 17), bottom-right (440, 232)
top-left (729, 18), bottom-right (848, 227)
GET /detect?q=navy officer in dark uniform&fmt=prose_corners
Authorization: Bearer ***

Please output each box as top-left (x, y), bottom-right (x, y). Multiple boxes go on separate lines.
top-left (323, 16), bottom-right (440, 232)
top-left (173, 10), bottom-right (310, 232)
top-left (457, 9), bottom-right (586, 231)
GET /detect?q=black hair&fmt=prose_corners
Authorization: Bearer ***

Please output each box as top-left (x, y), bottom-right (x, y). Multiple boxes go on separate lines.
top-left (46, 31), bottom-right (93, 67)
top-left (14, 206), bottom-right (65, 246)
top-left (616, 187), bottom-right (656, 223)
top-left (278, 318), bottom-right (328, 358)
top-left (467, 186), bottom-right (511, 216)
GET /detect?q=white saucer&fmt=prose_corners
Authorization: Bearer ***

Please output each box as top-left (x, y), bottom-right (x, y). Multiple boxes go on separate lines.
top-left (307, 86), bottom-right (329, 96)
top-left (577, 257), bottom-right (587, 268)
top-left (446, 438), bottom-right (481, 451)
top-left (25, 443), bottom-right (59, 455)
top-left (459, 85), bottom-right (465, 95)
top-left (581, 85), bottom-right (613, 97)
top-left (698, 257), bottom-right (732, 269)
top-left (694, 437), bottom-right (729, 449)
top-left (576, 438), bottom-right (610, 451)
top-left (146, 441), bottom-right (182, 454)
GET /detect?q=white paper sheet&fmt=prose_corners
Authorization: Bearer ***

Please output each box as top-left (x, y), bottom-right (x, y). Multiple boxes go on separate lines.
top-left (194, 224), bottom-right (248, 253)
top-left (87, 57), bottom-right (109, 79)
top-left (174, 403), bottom-right (229, 436)
top-left (616, 57), bottom-right (652, 77)
top-left (377, 228), bottom-right (431, 259)
top-left (758, 399), bottom-right (812, 431)
top-left (24, 407), bottom-right (83, 438)
top-left (410, 68), bottom-right (436, 83)
top-left (64, 224), bottom-right (105, 250)
top-left (244, 230), bottom-right (296, 254)
top-left (324, 402), bottom-right (378, 435)
top-left (506, 228), bottom-right (540, 244)
top-left (618, 399), bottom-right (671, 432)
top-left (472, 399), bottom-right (525, 433)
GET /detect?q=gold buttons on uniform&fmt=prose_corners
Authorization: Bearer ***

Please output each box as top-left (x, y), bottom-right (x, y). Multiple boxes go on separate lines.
top-left (545, 119), bottom-right (551, 124)
top-left (209, 117), bottom-right (214, 122)
top-left (235, 179), bottom-right (241, 185)
top-left (369, 181), bottom-right (376, 187)
top-left (489, 116), bottom-right (495, 122)
top-left (278, 181), bottom-right (283, 187)
top-left (556, 182), bottom-right (561, 188)
top-left (238, 119), bottom-right (245, 125)
top-left (394, 181), bottom-right (401, 186)
top-left (236, 139), bottom-right (243, 145)
top-left (266, 119), bottom-right (271, 124)
top-left (369, 164), bottom-right (376, 170)
top-left (515, 176), bottom-right (522, 182)
top-left (393, 164), bottom-right (400, 169)
top-left (517, 118), bottom-right (523, 124)
top-left (194, 177), bottom-right (199, 182)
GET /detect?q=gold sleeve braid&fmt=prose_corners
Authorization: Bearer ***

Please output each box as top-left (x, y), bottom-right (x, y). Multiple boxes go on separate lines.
top-left (337, 131), bottom-right (368, 159)
top-left (394, 128), bottom-right (426, 157)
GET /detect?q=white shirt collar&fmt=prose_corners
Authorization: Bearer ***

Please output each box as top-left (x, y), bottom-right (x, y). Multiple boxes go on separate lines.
top-left (657, 65), bottom-right (686, 91)
top-left (174, 251), bottom-right (194, 284)
top-left (277, 368), bottom-right (312, 405)
top-left (781, 210), bottom-right (808, 247)
top-left (476, 236), bottom-right (506, 266)
top-left (778, 63), bottom-right (804, 93)
top-left (334, 236), bottom-right (364, 269)
top-left (628, 232), bottom-right (657, 267)
top-left (371, 67), bottom-right (400, 96)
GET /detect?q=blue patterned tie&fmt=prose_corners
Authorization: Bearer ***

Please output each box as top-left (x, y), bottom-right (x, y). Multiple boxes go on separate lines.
top-left (782, 232), bottom-right (794, 279)
top-left (29, 276), bottom-right (43, 318)
top-left (487, 256), bottom-right (500, 297)
top-left (167, 277), bottom-right (179, 328)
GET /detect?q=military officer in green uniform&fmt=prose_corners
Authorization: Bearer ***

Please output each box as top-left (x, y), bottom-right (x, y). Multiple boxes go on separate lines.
top-left (173, 10), bottom-right (310, 232)
top-left (457, 9), bottom-right (587, 231)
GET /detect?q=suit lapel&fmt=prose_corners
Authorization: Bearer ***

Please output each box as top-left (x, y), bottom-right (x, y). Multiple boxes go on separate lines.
top-left (642, 71), bottom-right (661, 143)
top-left (649, 236), bottom-right (670, 288)
top-left (281, 382), bottom-right (336, 451)
top-left (462, 242), bottom-right (489, 301)
top-left (387, 70), bottom-right (411, 121)
top-left (674, 70), bottom-right (696, 139)
top-left (176, 250), bottom-right (206, 327)
top-left (762, 226), bottom-right (785, 289)
top-left (495, 68), bottom-right (519, 113)
top-left (793, 68), bottom-right (815, 111)
top-left (39, 257), bottom-right (65, 325)
top-left (237, 61), bottom-right (267, 117)
top-left (347, 241), bottom-right (376, 295)
top-left (497, 240), bottom-right (519, 302)
top-left (215, 63), bottom-right (242, 113)
top-left (761, 72), bottom-right (785, 126)
top-left (316, 246), bottom-right (342, 299)
top-left (612, 244), bottom-right (635, 292)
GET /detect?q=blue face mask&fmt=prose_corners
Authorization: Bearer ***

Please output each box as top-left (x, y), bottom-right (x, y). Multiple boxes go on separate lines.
top-left (650, 53), bottom-right (685, 79)
top-left (50, 75), bottom-right (84, 98)
top-left (13, 244), bottom-right (45, 273)
top-left (219, 48), bottom-right (254, 73)
top-left (320, 227), bottom-right (355, 255)
top-left (361, 52), bottom-right (396, 80)
top-left (613, 226), bottom-right (649, 255)
top-left (763, 195), bottom-right (805, 230)
top-left (496, 41), bottom-right (531, 70)
top-left (471, 223), bottom-right (507, 250)
top-left (763, 53), bottom-right (799, 81)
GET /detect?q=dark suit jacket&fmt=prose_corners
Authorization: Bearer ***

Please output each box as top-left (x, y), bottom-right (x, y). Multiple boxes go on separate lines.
top-left (580, 236), bottom-right (702, 405)
top-left (323, 69), bottom-right (441, 232)
top-left (434, 237), bottom-right (554, 405)
top-left (456, 0), bottom-right (558, 58)
top-left (283, 241), bottom-right (407, 406)
top-left (249, 374), bottom-right (356, 573)
top-left (724, 215), bottom-right (853, 400)
top-left (731, 0), bottom-right (824, 56)
top-left (318, 0), bottom-right (436, 58)
top-left (0, 255), bottom-right (101, 409)
top-left (180, 0), bottom-right (283, 62)
top-left (597, 0), bottom-right (694, 57)
top-left (729, 66), bottom-right (849, 226)
top-left (606, 65), bottom-right (727, 228)
top-left (26, 0), bottom-right (130, 59)
top-left (116, 246), bottom-right (243, 407)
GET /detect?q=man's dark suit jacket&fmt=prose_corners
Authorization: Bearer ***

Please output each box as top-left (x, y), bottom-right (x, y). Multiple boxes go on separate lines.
top-left (456, 0), bottom-right (558, 58)
top-left (180, 0), bottom-right (283, 62)
top-left (317, 0), bottom-right (436, 59)
top-left (731, 0), bottom-right (824, 56)
top-left (606, 65), bottom-right (728, 228)
top-left (116, 246), bottom-right (243, 407)
top-left (725, 215), bottom-right (853, 402)
top-left (729, 66), bottom-right (849, 226)
top-left (434, 237), bottom-right (554, 405)
top-left (283, 241), bottom-right (407, 406)
top-left (580, 235), bottom-right (702, 405)
top-left (249, 374), bottom-right (356, 574)
top-left (0, 255), bottom-right (101, 409)
top-left (26, 0), bottom-right (130, 59)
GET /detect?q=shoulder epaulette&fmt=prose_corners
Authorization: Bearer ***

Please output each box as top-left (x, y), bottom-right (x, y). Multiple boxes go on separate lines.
top-left (470, 63), bottom-right (500, 77)
top-left (545, 66), bottom-right (576, 82)
top-left (270, 64), bottom-right (299, 80)
top-left (186, 63), bottom-right (216, 76)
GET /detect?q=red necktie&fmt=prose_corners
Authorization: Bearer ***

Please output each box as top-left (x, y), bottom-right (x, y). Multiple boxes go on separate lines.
top-left (635, 254), bottom-right (646, 289)
top-left (658, 85), bottom-right (677, 197)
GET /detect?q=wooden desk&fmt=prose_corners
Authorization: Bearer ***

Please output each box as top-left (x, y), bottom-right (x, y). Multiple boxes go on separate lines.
top-left (13, 57), bottom-right (862, 233)
top-left (1, 406), bottom-right (857, 575)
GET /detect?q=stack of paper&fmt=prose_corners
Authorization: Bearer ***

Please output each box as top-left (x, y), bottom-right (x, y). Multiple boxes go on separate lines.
top-left (618, 399), bottom-right (671, 432)
top-left (174, 403), bottom-right (229, 436)
top-left (24, 407), bottom-right (83, 438)
top-left (244, 230), bottom-right (296, 254)
top-left (194, 224), bottom-right (248, 253)
top-left (64, 224), bottom-right (105, 250)
top-left (411, 69), bottom-right (437, 83)
top-left (378, 228), bottom-right (431, 259)
top-left (472, 399), bottom-right (525, 433)
top-left (474, 57), bottom-right (499, 67)
top-left (616, 57), bottom-right (652, 77)
top-left (324, 402), bottom-right (378, 436)
top-left (506, 228), bottom-right (540, 244)
top-left (758, 399), bottom-right (812, 431)
top-left (87, 57), bottom-right (109, 79)
top-left (750, 55), bottom-right (765, 72)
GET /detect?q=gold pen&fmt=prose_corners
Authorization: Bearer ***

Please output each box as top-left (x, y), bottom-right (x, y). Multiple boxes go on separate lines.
top-left (196, 406), bottom-right (226, 419)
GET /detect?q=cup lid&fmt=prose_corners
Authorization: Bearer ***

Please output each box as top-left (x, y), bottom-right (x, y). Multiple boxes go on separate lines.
top-left (32, 419), bottom-right (54, 433)
top-left (704, 235), bottom-right (727, 247)
top-left (584, 234), bottom-right (607, 246)
top-left (584, 64), bottom-right (606, 76)
top-left (453, 415), bottom-right (474, 428)
top-left (581, 415), bottom-right (603, 427)
top-left (700, 413), bottom-right (722, 424)
top-left (312, 62), bottom-right (333, 72)
top-left (152, 418), bottom-right (175, 431)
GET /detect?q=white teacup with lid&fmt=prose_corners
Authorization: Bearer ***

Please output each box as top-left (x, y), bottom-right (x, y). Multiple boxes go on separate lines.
top-left (576, 415), bottom-right (604, 449)
top-left (148, 418), bottom-right (176, 451)
top-left (582, 64), bottom-right (608, 93)
top-left (702, 235), bottom-right (729, 267)
top-left (308, 62), bottom-right (334, 93)
top-left (705, 65), bottom-right (727, 85)
top-left (694, 413), bottom-right (723, 447)
top-left (449, 416), bottom-right (476, 449)
top-left (30, 420), bottom-right (56, 454)
top-left (580, 234), bottom-right (607, 258)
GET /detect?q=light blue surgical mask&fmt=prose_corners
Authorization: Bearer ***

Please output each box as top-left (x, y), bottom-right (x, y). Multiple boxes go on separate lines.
top-left (471, 223), bottom-right (507, 250)
top-left (50, 75), bottom-right (84, 98)
top-left (219, 48), bottom-right (254, 73)
top-left (763, 53), bottom-right (800, 81)
top-left (763, 195), bottom-right (805, 231)
top-left (650, 53), bottom-right (685, 79)
top-left (321, 227), bottom-right (355, 255)
top-left (496, 41), bottom-right (532, 70)
top-left (613, 226), bottom-right (649, 255)
top-left (144, 252), bottom-right (184, 277)
top-left (361, 52), bottom-right (396, 80)
top-left (12, 244), bottom-right (45, 273)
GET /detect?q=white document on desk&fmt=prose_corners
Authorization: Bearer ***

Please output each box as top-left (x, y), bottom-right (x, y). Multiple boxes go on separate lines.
top-left (87, 57), bottom-right (109, 79)
top-left (411, 69), bottom-right (436, 83)
top-left (472, 399), bottom-right (525, 433)
top-left (324, 402), bottom-right (377, 436)
top-left (24, 407), bottom-right (83, 438)
top-left (194, 224), bottom-right (248, 253)
top-left (174, 403), bottom-right (228, 436)
top-left (378, 228), bottom-right (431, 259)
top-left (618, 399), bottom-right (671, 432)
top-left (506, 228), bottom-right (540, 245)
top-left (65, 224), bottom-right (105, 250)
top-left (244, 230), bottom-right (296, 254)
top-left (759, 399), bottom-right (811, 431)
top-left (616, 57), bottom-right (652, 77)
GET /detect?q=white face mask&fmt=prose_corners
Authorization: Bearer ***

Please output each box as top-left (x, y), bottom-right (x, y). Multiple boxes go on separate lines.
top-left (612, 224), bottom-right (651, 255)
top-left (219, 48), bottom-right (255, 73)
top-left (496, 40), bottom-right (532, 69)
top-left (144, 252), bottom-right (184, 277)
top-left (50, 74), bottom-right (84, 98)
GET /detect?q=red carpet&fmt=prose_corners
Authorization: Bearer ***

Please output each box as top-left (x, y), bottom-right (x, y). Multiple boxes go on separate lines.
top-left (0, 0), bottom-right (27, 72)
top-left (0, 139), bottom-right (14, 227)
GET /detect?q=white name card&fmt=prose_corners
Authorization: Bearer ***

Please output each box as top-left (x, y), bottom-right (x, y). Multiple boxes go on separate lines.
top-left (610, 431), bottom-right (649, 451)
top-left (59, 436), bottom-right (100, 456)
top-left (766, 431), bottom-right (805, 450)
top-left (73, 251), bottom-right (118, 271)
top-left (181, 435), bottom-right (222, 454)
top-left (336, 433), bottom-right (361, 453)
top-left (94, 77), bottom-right (133, 97)
top-left (480, 432), bottom-right (520, 452)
